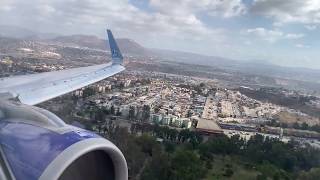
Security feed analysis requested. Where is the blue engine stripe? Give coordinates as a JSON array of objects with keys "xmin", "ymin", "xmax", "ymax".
[{"xmin": 0, "ymin": 120, "xmax": 99, "ymax": 180}]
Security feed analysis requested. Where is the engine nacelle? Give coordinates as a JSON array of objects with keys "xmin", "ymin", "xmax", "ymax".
[{"xmin": 0, "ymin": 101, "xmax": 128, "ymax": 180}]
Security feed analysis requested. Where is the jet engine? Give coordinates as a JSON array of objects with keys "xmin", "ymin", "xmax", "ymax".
[{"xmin": 0, "ymin": 101, "xmax": 128, "ymax": 180}]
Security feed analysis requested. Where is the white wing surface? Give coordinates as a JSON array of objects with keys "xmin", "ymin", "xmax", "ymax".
[{"xmin": 0, "ymin": 29, "xmax": 124, "ymax": 105}]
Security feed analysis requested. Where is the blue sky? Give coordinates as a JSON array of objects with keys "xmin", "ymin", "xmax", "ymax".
[{"xmin": 0, "ymin": 0, "xmax": 320, "ymax": 69}]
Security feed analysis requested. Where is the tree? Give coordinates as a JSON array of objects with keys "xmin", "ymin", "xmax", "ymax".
[
  {"xmin": 103, "ymin": 120, "xmax": 116, "ymax": 138},
  {"xmin": 110, "ymin": 105, "xmax": 115, "ymax": 115},
  {"xmin": 95, "ymin": 108, "xmax": 106, "ymax": 123},
  {"xmin": 97, "ymin": 124, "xmax": 102, "ymax": 133},
  {"xmin": 83, "ymin": 87, "xmax": 95, "ymax": 98},
  {"xmin": 310, "ymin": 124, "xmax": 320, "ymax": 133},
  {"xmin": 118, "ymin": 82, "xmax": 125, "ymax": 90},
  {"xmin": 110, "ymin": 128, "xmax": 148, "ymax": 178},
  {"xmin": 164, "ymin": 141, "xmax": 176, "ymax": 153},
  {"xmin": 142, "ymin": 105, "xmax": 151, "ymax": 122},
  {"xmin": 129, "ymin": 106, "xmax": 135, "ymax": 121},
  {"xmin": 141, "ymin": 153, "xmax": 171, "ymax": 180},
  {"xmin": 223, "ymin": 168, "xmax": 234, "ymax": 177},
  {"xmin": 154, "ymin": 106, "xmax": 160, "ymax": 113},
  {"xmin": 135, "ymin": 134, "xmax": 157, "ymax": 156},
  {"xmin": 187, "ymin": 109, "xmax": 192, "ymax": 118},
  {"xmin": 257, "ymin": 162, "xmax": 290, "ymax": 180},
  {"xmin": 102, "ymin": 107, "xmax": 110, "ymax": 115},
  {"xmin": 168, "ymin": 129, "xmax": 178, "ymax": 141},
  {"xmin": 116, "ymin": 108, "xmax": 121, "ymax": 116},
  {"xmin": 301, "ymin": 122, "xmax": 309, "ymax": 130},
  {"xmin": 298, "ymin": 168, "xmax": 320, "ymax": 180},
  {"xmin": 171, "ymin": 150, "xmax": 206, "ymax": 180},
  {"xmin": 293, "ymin": 122, "xmax": 300, "ymax": 129}
]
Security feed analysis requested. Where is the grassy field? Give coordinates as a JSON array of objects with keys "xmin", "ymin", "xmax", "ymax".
[{"xmin": 205, "ymin": 155, "xmax": 260, "ymax": 180}]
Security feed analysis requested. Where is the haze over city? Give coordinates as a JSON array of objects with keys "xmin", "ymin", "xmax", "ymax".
[{"xmin": 1, "ymin": 0, "xmax": 320, "ymax": 69}]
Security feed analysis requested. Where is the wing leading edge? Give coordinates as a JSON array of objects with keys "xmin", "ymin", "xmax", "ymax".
[{"xmin": 0, "ymin": 29, "xmax": 125, "ymax": 105}]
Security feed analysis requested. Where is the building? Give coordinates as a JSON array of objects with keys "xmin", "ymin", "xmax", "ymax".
[
  {"xmin": 169, "ymin": 115, "xmax": 178, "ymax": 125},
  {"xmin": 181, "ymin": 118, "xmax": 192, "ymax": 128},
  {"xmin": 243, "ymin": 106, "xmax": 258, "ymax": 118},
  {"xmin": 174, "ymin": 118, "xmax": 183, "ymax": 127},
  {"xmin": 196, "ymin": 119, "xmax": 223, "ymax": 135},
  {"xmin": 162, "ymin": 116, "xmax": 171, "ymax": 125},
  {"xmin": 220, "ymin": 100, "xmax": 233, "ymax": 117},
  {"xmin": 119, "ymin": 105, "xmax": 130, "ymax": 117},
  {"xmin": 124, "ymin": 80, "xmax": 131, "ymax": 87},
  {"xmin": 150, "ymin": 114, "xmax": 162, "ymax": 124},
  {"xmin": 74, "ymin": 90, "xmax": 83, "ymax": 97}
]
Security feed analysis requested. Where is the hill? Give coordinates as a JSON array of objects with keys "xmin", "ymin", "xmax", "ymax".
[
  {"xmin": 0, "ymin": 25, "xmax": 320, "ymax": 94},
  {"xmin": 0, "ymin": 25, "xmax": 58, "ymax": 39},
  {"xmin": 51, "ymin": 35, "xmax": 149, "ymax": 56}
]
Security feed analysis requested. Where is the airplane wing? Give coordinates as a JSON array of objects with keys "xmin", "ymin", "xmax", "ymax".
[{"xmin": 0, "ymin": 29, "xmax": 125, "ymax": 105}]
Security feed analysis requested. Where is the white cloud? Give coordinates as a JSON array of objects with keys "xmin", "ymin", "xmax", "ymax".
[
  {"xmin": 0, "ymin": 0, "xmax": 14, "ymax": 12},
  {"xmin": 244, "ymin": 40, "xmax": 252, "ymax": 45},
  {"xmin": 204, "ymin": 0, "xmax": 247, "ymax": 18},
  {"xmin": 1, "ymin": 0, "xmax": 319, "ymax": 69},
  {"xmin": 150, "ymin": 0, "xmax": 247, "ymax": 18},
  {"xmin": 0, "ymin": 0, "xmax": 232, "ymax": 57},
  {"xmin": 295, "ymin": 44, "xmax": 310, "ymax": 48},
  {"xmin": 0, "ymin": 0, "xmax": 222, "ymax": 41},
  {"xmin": 305, "ymin": 25, "xmax": 317, "ymax": 30},
  {"xmin": 285, "ymin": 33, "xmax": 305, "ymax": 39},
  {"xmin": 0, "ymin": 0, "xmax": 248, "ymax": 47},
  {"xmin": 251, "ymin": 0, "xmax": 320, "ymax": 25},
  {"xmin": 246, "ymin": 27, "xmax": 305, "ymax": 42},
  {"xmin": 246, "ymin": 28, "xmax": 283, "ymax": 42}
]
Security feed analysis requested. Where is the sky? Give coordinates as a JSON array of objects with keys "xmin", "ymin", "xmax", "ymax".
[{"xmin": 0, "ymin": 0, "xmax": 320, "ymax": 69}]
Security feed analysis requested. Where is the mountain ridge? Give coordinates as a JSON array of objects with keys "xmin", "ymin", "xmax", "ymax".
[{"xmin": 0, "ymin": 25, "xmax": 319, "ymax": 84}]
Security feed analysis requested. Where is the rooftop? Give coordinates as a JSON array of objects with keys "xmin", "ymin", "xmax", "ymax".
[{"xmin": 196, "ymin": 119, "xmax": 223, "ymax": 134}]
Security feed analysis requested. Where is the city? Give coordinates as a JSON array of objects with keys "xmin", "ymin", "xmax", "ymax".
[
  {"xmin": 0, "ymin": 44, "xmax": 320, "ymax": 178},
  {"xmin": 1, "ymin": 31, "xmax": 320, "ymax": 179},
  {"xmin": 1, "ymin": 0, "xmax": 320, "ymax": 179}
]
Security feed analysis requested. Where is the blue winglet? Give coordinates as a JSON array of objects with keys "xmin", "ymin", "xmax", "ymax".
[{"xmin": 107, "ymin": 29, "xmax": 123, "ymax": 65}]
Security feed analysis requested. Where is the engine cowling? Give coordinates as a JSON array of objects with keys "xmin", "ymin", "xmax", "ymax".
[{"xmin": 0, "ymin": 101, "xmax": 128, "ymax": 180}]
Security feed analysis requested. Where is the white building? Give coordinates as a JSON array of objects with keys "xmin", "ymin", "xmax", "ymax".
[
  {"xmin": 181, "ymin": 118, "xmax": 192, "ymax": 128},
  {"xmin": 150, "ymin": 114, "xmax": 162, "ymax": 124}
]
